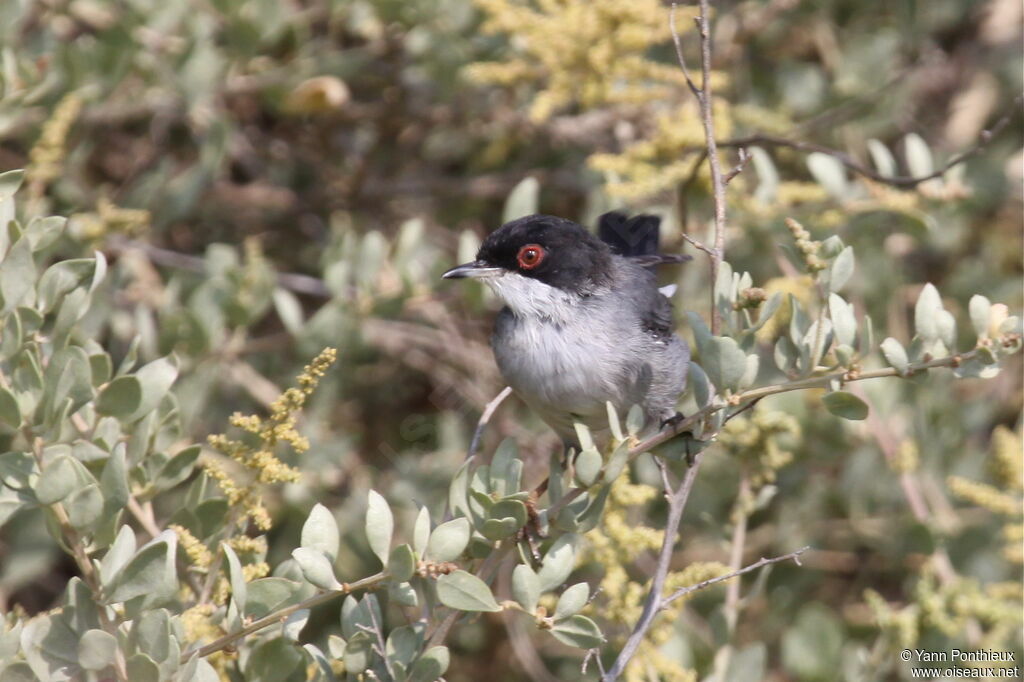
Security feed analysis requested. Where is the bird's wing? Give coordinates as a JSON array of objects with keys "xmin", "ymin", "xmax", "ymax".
[
  {"xmin": 624, "ymin": 253, "xmax": 692, "ymax": 268},
  {"xmin": 597, "ymin": 211, "xmax": 661, "ymax": 257}
]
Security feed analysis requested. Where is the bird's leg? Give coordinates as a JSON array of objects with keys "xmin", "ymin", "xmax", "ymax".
[
  {"xmin": 660, "ymin": 411, "xmax": 697, "ymax": 466},
  {"xmin": 660, "ymin": 410, "xmax": 687, "ymax": 432},
  {"xmin": 515, "ymin": 492, "xmax": 547, "ymax": 563}
]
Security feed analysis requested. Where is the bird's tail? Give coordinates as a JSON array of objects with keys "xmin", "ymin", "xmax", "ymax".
[{"xmin": 597, "ymin": 211, "xmax": 691, "ymax": 266}]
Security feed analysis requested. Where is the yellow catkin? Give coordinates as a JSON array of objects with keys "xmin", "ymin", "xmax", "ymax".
[
  {"xmin": 170, "ymin": 524, "xmax": 213, "ymax": 570},
  {"xmin": 204, "ymin": 348, "xmax": 337, "ymax": 531},
  {"xmin": 586, "ymin": 476, "xmax": 702, "ymax": 681},
  {"xmin": 27, "ymin": 93, "xmax": 82, "ymax": 187}
]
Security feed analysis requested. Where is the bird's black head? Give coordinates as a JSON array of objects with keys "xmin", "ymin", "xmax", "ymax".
[{"xmin": 443, "ymin": 214, "xmax": 613, "ymax": 294}]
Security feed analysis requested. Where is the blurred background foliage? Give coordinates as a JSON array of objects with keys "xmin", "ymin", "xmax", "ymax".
[{"xmin": 0, "ymin": 0, "xmax": 1021, "ymax": 679}]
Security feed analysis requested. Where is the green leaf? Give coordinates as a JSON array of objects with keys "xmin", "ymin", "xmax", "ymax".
[
  {"xmin": 781, "ymin": 603, "xmax": 844, "ymax": 681},
  {"xmin": 867, "ymin": 139, "xmax": 896, "ymax": 177},
  {"xmin": 385, "ymin": 625, "xmax": 422, "ymax": 675},
  {"xmin": 554, "ymin": 582, "xmax": 589, "ymax": 620},
  {"xmin": 125, "ymin": 654, "xmax": 159, "ymax": 681},
  {"xmin": 107, "ymin": 531, "xmax": 177, "ymax": 604},
  {"xmin": 100, "ymin": 525, "xmax": 137, "ymax": 587},
  {"xmin": 822, "ymin": 391, "xmax": 868, "ymax": 420},
  {"xmin": 64, "ymin": 484, "xmax": 103, "ymax": 531},
  {"xmin": 34, "ymin": 455, "xmax": 78, "ymax": 505},
  {"xmin": 750, "ymin": 146, "xmax": 779, "ymax": 203},
  {"xmin": 880, "ymin": 337, "xmax": 909, "ymax": 373},
  {"xmin": 688, "ymin": 361, "xmax": 711, "ymax": 408},
  {"xmin": 0, "ymin": 386, "xmax": 21, "ymax": 428},
  {"xmin": 76, "ymin": 629, "xmax": 117, "ymax": 671},
  {"xmin": 537, "ymin": 533, "xmax": 579, "ymax": 592},
  {"xmin": 511, "ymin": 564, "xmax": 540, "ymax": 613},
  {"xmin": 413, "ymin": 506, "xmax": 431, "ymax": 555},
  {"xmin": 550, "ymin": 615, "xmax": 604, "ymax": 649},
  {"xmin": 436, "ymin": 570, "xmax": 501, "ymax": 612},
  {"xmin": 490, "ymin": 499, "xmax": 527, "ymax": 527},
  {"xmin": 365, "ymin": 490, "xmax": 393, "ymax": 565},
  {"xmin": 828, "ymin": 293, "xmax": 857, "ymax": 347},
  {"xmin": 301, "ymin": 503, "xmax": 340, "ymax": 562},
  {"xmin": 25, "ymin": 216, "xmax": 66, "ymax": 252},
  {"xmin": 272, "ymin": 287, "xmax": 304, "ymax": 334},
  {"xmin": 99, "ymin": 445, "xmax": 129, "ymax": 514},
  {"xmin": 625, "ymin": 404, "xmax": 644, "ymax": 436},
  {"xmin": 425, "ymin": 517, "xmax": 470, "ymax": 562},
  {"xmin": 503, "ymin": 176, "xmax": 539, "ymax": 223},
  {"xmin": 0, "ymin": 237, "xmax": 36, "ymax": 314},
  {"xmin": 95, "ymin": 376, "xmax": 142, "ymax": 419},
  {"xmin": 388, "ymin": 544, "xmax": 416, "ymax": 582},
  {"xmin": 292, "ymin": 547, "xmax": 341, "ymax": 591},
  {"xmin": 223, "ymin": 543, "xmax": 247, "ymax": 611},
  {"xmin": 153, "ymin": 445, "xmax": 200, "ymax": 491},
  {"xmin": 914, "ymin": 283, "xmax": 943, "ymax": 342},
  {"xmin": 827, "ymin": 246, "xmax": 854, "ymax": 293},
  {"xmin": 343, "ymin": 632, "xmax": 372, "ymax": 674},
  {"xmin": 129, "ymin": 356, "xmax": 179, "ymax": 421},
  {"xmin": 574, "ymin": 448, "xmax": 602, "ymax": 487},
  {"xmin": 969, "ymin": 295, "xmax": 992, "ymax": 338},
  {"xmin": 699, "ymin": 335, "xmax": 748, "ymax": 393},
  {"xmin": 408, "ymin": 646, "xmax": 450, "ymax": 682},
  {"xmin": 246, "ymin": 578, "xmax": 303, "ymax": 619},
  {"xmin": 0, "ymin": 169, "xmax": 24, "ymax": 201},
  {"xmin": 904, "ymin": 133, "xmax": 933, "ymax": 177},
  {"xmin": 244, "ymin": 636, "xmax": 306, "ymax": 682},
  {"xmin": 0, "ymin": 662, "xmax": 37, "ymax": 682},
  {"xmin": 806, "ymin": 152, "xmax": 849, "ymax": 199}
]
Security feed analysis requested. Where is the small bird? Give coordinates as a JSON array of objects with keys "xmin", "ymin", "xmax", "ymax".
[{"xmin": 443, "ymin": 212, "xmax": 690, "ymax": 447}]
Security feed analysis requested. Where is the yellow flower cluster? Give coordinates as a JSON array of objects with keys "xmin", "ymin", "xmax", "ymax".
[
  {"xmin": 170, "ymin": 524, "xmax": 213, "ymax": 570},
  {"xmin": 70, "ymin": 196, "xmax": 151, "ymax": 242},
  {"xmin": 784, "ymin": 218, "xmax": 826, "ymax": 272},
  {"xmin": 27, "ymin": 93, "xmax": 82, "ymax": 188},
  {"xmin": 586, "ymin": 475, "xmax": 730, "ymax": 682},
  {"xmin": 468, "ymin": 0, "xmax": 754, "ymax": 200},
  {"xmin": 718, "ymin": 410, "xmax": 801, "ymax": 490},
  {"xmin": 467, "ymin": 0, "xmax": 691, "ymax": 122},
  {"xmin": 915, "ymin": 570, "xmax": 1022, "ymax": 650},
  {"xmin": 203, "ymin": 347, "xmax": 338, "ymax": 530},
  {"xmin": 948, "ymin": 424, "xmax": 1023, "ymax": 563},
  {"xmin": 589, "ymin": 102, "xmax": 730, "ymax": 200},
  {"xmin": 753, "ymin": 275, "xmax": 815, "ymax": 344},
  {"xmin": 890, "ymin": 439, "xmax": 920, "ymax": 474},
  {"xmin": 863, "ymin": 588, "xmax": 919, "ymax": 649}
]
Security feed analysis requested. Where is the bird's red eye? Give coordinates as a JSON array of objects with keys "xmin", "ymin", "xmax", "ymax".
[{"xmin": 517, "ymin": 244, "xmax": 545, "ymax": 270}]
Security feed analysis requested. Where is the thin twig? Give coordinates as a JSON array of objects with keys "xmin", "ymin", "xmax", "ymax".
[
  {"xmin": 181, "ymin": 572, "xmax": 387, "ymax": 663},
  {"xmin": 602, "ymin": 453, "xmax": 705, "ymax": 681},
  {"xmin": 718, "ymin": 92, "xmax": 1023, "ymax": 188},
  {"xmin": 723, "ymin": 148, "xmax": 751, "ymax": 185},
  {"xmin": 661, "ymin": 546, "xmax": 810, "ymax": 607},
  {"xmin": 670, "ymin": 0, "xmax": 727, "ymax": 334},
  {"xmin": 468, "ymin": 386, "xmax": 513, "ymax": 459}
]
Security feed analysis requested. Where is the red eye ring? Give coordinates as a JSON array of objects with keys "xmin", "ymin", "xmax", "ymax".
[{"xmin": 516, "ymin": 244, "xmax": 546, "ymax": 270}]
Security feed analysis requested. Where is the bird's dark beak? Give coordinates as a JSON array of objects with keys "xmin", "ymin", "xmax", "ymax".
[{"xmin": 441, "ymin": 261, "xmax": 502, "ymax": 280}]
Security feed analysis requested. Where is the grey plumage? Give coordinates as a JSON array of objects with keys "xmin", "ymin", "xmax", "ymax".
[{"xmin": 443, "ymin": 213, "xmax": 689, "ymax": 447}]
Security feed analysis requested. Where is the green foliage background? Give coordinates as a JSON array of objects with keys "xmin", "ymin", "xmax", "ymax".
[{"xmin": 0, "ymin": 0, "xmax": 1021, "ymax": 680}]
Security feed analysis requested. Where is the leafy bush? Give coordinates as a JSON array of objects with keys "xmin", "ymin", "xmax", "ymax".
[{"xmin": 0, "ymin": 0, "xmax": 1021, "ymax": 681}]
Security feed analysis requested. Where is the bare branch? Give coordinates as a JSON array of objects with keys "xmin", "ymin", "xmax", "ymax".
[
  {"xmin": 668, "ymin": 4, "xmax": 701, "ymax": 97},
  {"xmin": 670, "ymin": 0, "xmax": 728, "ymax": 334},
  {"xmin": 723, "ymin": 147, "xmax": 751, "ymax": 185},
  {"xmin": 719, "ymin": 92, "xmax": 1023, "ymax": 188},
  {"xmin": 182, "ymin": 572, "xmax": 387, "ymax": 663},
  {"xmin": 468, "ymin": 386, "xmax": 514, "ymax": 459},
  {"xmin": 602, "ymin": 453, "xmax": 705, "ymax": 681},
  {"xmin": 661, "ymin": 546, "xmax": 810, "ymax": 608}
]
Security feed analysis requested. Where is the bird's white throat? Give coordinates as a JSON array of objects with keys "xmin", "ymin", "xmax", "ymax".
[{"xmin": 484, "ymin": 271, "xmax": 584, "ymax": 321}]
